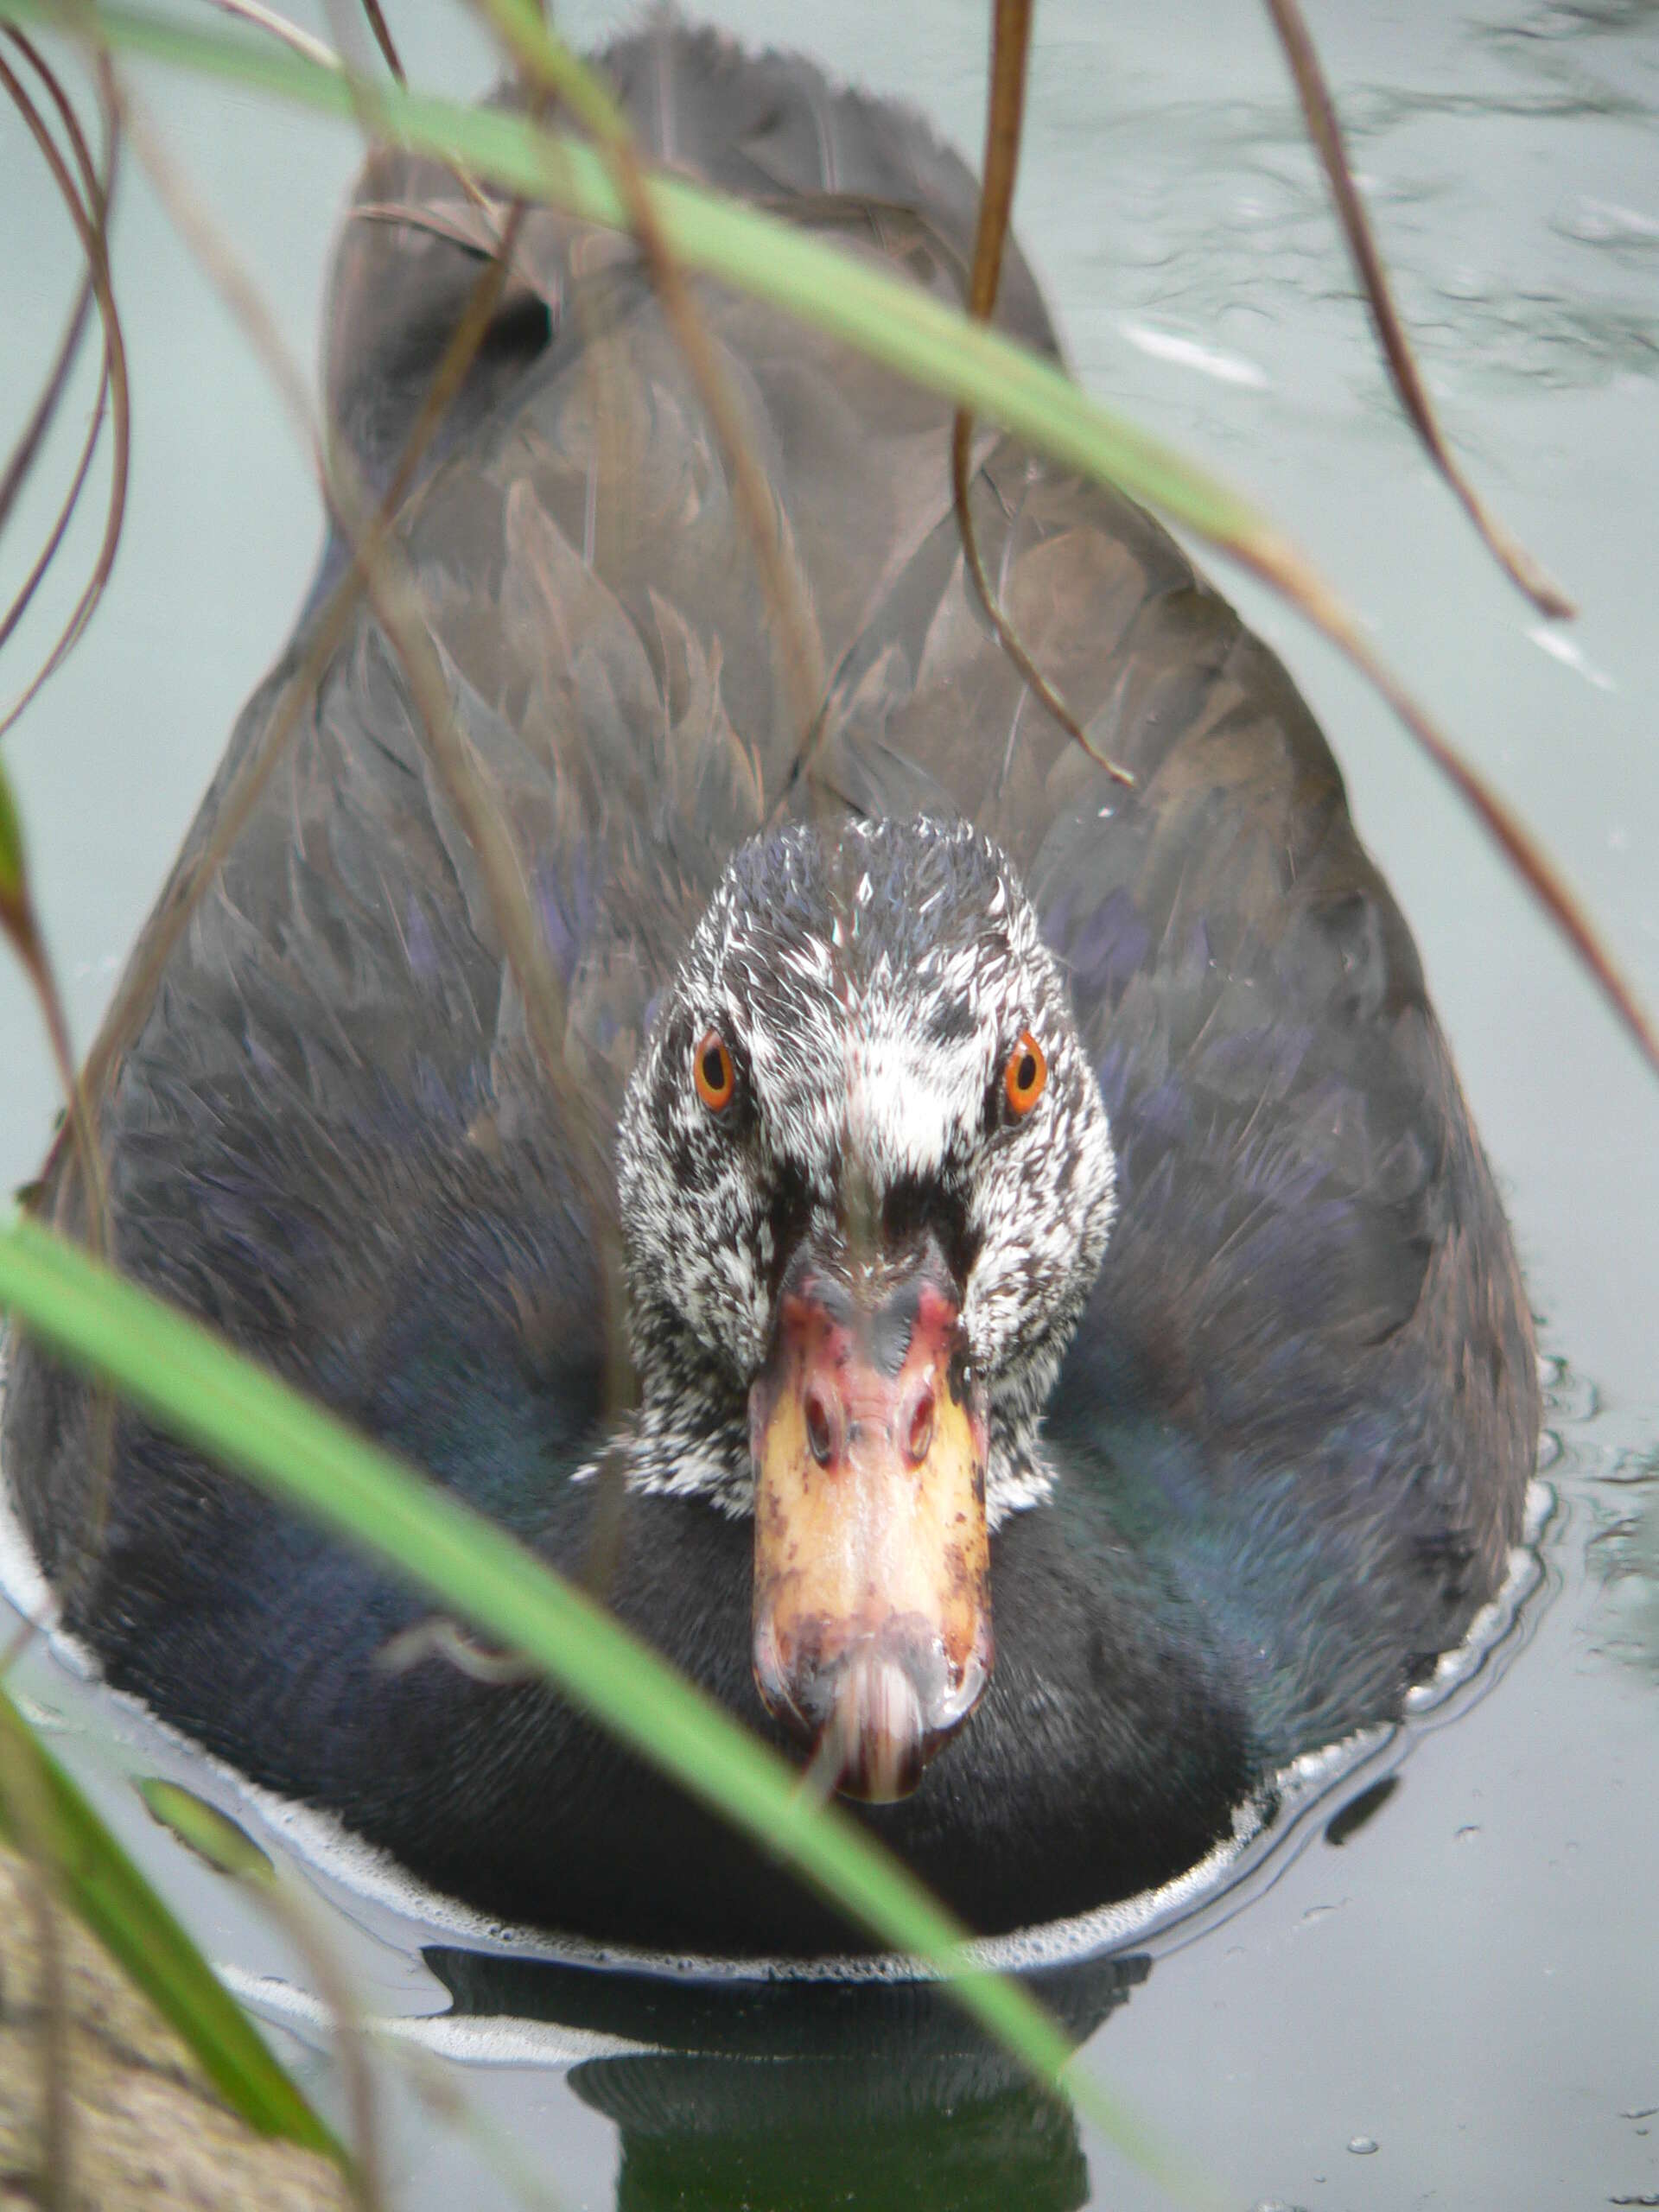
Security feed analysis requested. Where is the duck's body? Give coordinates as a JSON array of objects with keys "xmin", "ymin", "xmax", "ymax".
[{"xmin": 3, "ymin": 26, "xmax": 1535, "ymax": 1956}]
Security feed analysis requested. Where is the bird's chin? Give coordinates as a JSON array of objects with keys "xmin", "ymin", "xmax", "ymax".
[{"xmin": 746, "ymin": 1240, "xmax": 993, "ymax": 1802}]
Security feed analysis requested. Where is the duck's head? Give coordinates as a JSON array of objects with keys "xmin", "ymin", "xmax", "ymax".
[{"xmin": 617, "ymin": 816, "xmax": 1116, "ymax": 1801}]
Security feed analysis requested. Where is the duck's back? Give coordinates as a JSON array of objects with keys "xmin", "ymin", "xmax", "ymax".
[{"xmin": 2, "ymin": 23, "xmax": 1536, "ymax": 1948}]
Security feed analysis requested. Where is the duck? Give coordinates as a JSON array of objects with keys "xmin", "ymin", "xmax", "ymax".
[{"xmin": 1, "ymin": 21, "xmax": 1538, "ymax": 1960}]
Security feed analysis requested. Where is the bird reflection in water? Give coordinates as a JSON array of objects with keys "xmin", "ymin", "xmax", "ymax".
[{"xmin": 423, "ymin": 1947, "xmax": 1147, "ymax": 2212}]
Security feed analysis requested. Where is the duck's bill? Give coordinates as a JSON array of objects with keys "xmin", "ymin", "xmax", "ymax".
[{"xmin": 747, "ymin": 1255, "xmax": 993, "ymax": 1802}]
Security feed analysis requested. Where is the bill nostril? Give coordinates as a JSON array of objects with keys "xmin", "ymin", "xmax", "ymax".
[
  {"xmin": 900, "ymin": 1382, "xmax": 936, "ymax": 1467},
  {"xmin": 804, "ymin": 1381, "xmax": 840, "ymax": 1468}
]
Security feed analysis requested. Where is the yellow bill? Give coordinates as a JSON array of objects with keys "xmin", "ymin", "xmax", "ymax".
[{"xmin": 749, "ymin": 1259, "xmax": 992, "ymax": 1802}]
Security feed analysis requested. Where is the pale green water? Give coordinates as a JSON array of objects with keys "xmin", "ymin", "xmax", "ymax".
[{"xmin": 2, "ymin": 3, "xmax": 1657, "ymax": 2206}]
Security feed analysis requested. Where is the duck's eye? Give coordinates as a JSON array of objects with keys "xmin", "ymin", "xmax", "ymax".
[
  {"xmin": 693, "ymin": 1028, "xmax": 737, "ymax": 1112},
  {"xmin": 1004, "ymin": 1030, "xmax": 1047, "ymax": 1117}
]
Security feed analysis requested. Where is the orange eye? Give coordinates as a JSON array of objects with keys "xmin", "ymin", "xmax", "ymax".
[
  {"xmin": 1004, "ymin": 1030, "xmax": 1046, "ymax": 1117},
  {"xmin": 693, "ymin": 1028, "xmax": 736, "ymax": 1112}
]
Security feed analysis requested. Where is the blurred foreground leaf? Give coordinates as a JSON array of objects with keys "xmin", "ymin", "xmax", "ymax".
[
  {"xmin": 0, "ymin": 1213, "xmax": 1192, "ymax": 2198},
  {"xmin": 10, "ymin": 0, "xmax": 1262, "ymax": 544},
  {"xmin": 139, "ymin": 1777, "xmax": 276, "ymax": 1887},
  {"xmin": 10, "ymin": 0, "xmax": 1654, "ymax": 1080},
  {"xmin": 0, "ymin": 1681, "xmax": 339, "ymax": 2155}
]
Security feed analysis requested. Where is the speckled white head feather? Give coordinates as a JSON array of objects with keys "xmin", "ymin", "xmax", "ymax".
[{"xmin": 615, "ymin": 815, "xmax": 1116, "ymax": 1522}]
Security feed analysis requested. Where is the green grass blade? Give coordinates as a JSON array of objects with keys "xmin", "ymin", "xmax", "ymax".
[
  {"xmin": 0, "ymin": 759, "xmax": 26, "ymax": 912},
  {"xmin": 22, "ymin": 2, "xmax": 1659, "ymax": 1090},
  {"xmin": 0, "ymin": 1679, "xmax": 340, "ymax": 2155},
  {"xmin": 139, "ymin": 1777, "xmax": 278, "ymax": 1887},
  {"xmin": 0, "ymin": 1215, "xmax": 1192, "ymax": 2196},
  {"xmin": 7, "ymin": 0, "xmax": 1261, "ymax": 550}
]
